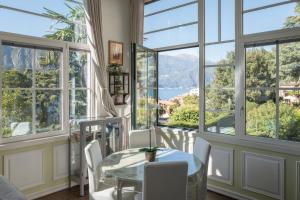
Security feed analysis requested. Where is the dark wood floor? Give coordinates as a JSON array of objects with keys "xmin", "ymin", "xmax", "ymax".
[{"xmin": 37, "ymin": 186, "xmax": 235, "ymax": 200}]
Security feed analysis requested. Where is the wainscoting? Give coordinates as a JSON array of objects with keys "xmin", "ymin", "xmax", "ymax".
[
  {"xmin": 241, "ymin": 152, "xmax": 284, "ymax": 200},
  {"xmin": 208, "ymin": 147, "xmax": 233, "ymax": 185},
  {"xmin": 4, "ymin": 149, "xmax": 46, "ymax": 191}
]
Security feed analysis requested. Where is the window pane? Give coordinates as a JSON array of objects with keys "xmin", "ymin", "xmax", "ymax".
[
  {"xmin": 205, "ymin": 42, "xmax": 235, "ymax": 65},
  {"xmin": 145, "ymin": 0, "xmax": 196, "ymax": 15},
  {"xmin": 144, "ymin": 24, "xmax": 198, "ymax": 49},
  {"xmin": 205, "ymin": 67, "xmax": 234, "ymax": 88},
  {"xmin": 205, "ymin": 89, "xmax": 235, "ymax": 111},
  {"xmin": 205, "ymin": 0, "xmax": 218, "ymax": 43},
  {"xmin": 243, "ymin": 3, "xmax": 299, "ymax": 34},
  {"xmin": 279, "ymin": 90, "xmax": 300, "ymax": 142},
  {"xmin": 2, "ymin": 89, "xmax": 32, "ymax": 138},
  {"xmin": 221, "ymin": 0, "xmax": 235, "ymax": 41},
  {"xmin": 69, "ymin": 50, "xmax": 89, "ymax": 88},
  {"xmin": 36, "ymin": 90, "xmax": 61, "ymax": 133},
  {"xmin": 36, "ymin": 49, "xmax": 61, "ymax": 88},
  {"xmin": 243, "ymin": 0, "xmax": 289, "ymax": 10},
  {"xmin": 279, "ymin": 41, "xmax": 300, "ymax": 88},
  {"xmin": 145, "ymin": 3, "xmax": 197, "ymax": 33},
  {"xmin": 205, "ymin": 111, "xmax": 235, "ymax": 135},
  {"xmin": 2, "ymin": 45, "xmax": 33, "ymax": 88},
  {"xmin": 246, "ymin": 90, "xmax": 276, "ymax": 138},
  {"xmin": 158, "ymin": 48, "xmax": 199, "ymax": 128},
  {"xmin": 246, "ymin": 45, "xmax": 276, "ymax": 89},
  {"xmin": 69, "ymin": 89, "xmax": 88, "ymax": 120},
  {"xmin": 0, "ymin": 8, "xmax": 86, "ymax": 43}
]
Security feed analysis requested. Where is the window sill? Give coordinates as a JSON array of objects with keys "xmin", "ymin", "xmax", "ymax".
[
  {"xmin": 156, "ymin": 126, "xmax": 300, "ymax": 156},
  {"xmin": 0, "ymin": 133, "xmax": 68, "ymax": 151}
]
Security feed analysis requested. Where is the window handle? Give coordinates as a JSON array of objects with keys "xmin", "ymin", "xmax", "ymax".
[{"xmin": 240, "ymin": 106, "xmax": 244, "ymax": 117}]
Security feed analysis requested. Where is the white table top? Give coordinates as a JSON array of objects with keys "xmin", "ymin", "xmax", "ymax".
[{"xmin": 100, "ymin": 148, "xmax": 203, "ymax": 182}]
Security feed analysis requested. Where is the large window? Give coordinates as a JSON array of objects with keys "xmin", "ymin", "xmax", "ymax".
[
  {"xmin": 144, "ymin": 0, "xmax": 300, "ymax": 145},
  {"xmin": 144, "ymin": 0, "xmax": 199, "ymax": 129},
  {"xmin": 246, "ymin": 41, "xmax": 300, "ymax": 142},
  {"xmin": 0, "ymin": 1, "xmax": 91, "ymax": 142},
  {"xmin": 1, "ymin": 43, "xmax": 62, "ymax": 137}
]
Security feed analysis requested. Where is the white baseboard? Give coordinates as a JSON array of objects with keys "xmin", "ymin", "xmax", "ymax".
[
  {"xmin": 208, "ymin": 184, "xmax": 257, "ymax": 200},
  {"xmin": 26, "ymin": 182, "xmax": 78, "ymax": 200}
]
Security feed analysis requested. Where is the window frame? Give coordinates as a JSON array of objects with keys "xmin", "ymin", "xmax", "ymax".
[
  {"xmin": 144, "ymin": 0, "xmax": 300, "ymax": 154},
  {"xmin": 0, "ymin": 31, "xmax": 91, "ymax": 144},
  {"xmin": 144, "ymin": 0, "xmax": 199, "ymax": 50}
]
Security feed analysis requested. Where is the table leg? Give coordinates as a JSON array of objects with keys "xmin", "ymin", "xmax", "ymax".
[{"xmin": 117, "ymin": 180, "xmax": 122, "ymax": 200}]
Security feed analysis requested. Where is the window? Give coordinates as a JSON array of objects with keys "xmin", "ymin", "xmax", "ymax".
[
  {"xmin": 204, "ymin": 0, "xmax": 235, "ymax": 135},
  {"xmin": 144, "ymin": 0, "xmax": 198, "ymax": 49},
  {"xmin": 1, "ymin": 43, "xmax": 62, "ymax": 138},
  {"xmin": 69, "ymin": 49, "xmax": 92, "ymax": 121},
  {"xmin": 0, "ymin": 0, "xmax": 86, "ymax": 43},
  {"xmin": 243, "ymin": 1, "xmax": 300, "ymax": 35},
  {"xmin": 158, "ymin": 47, "xmax": 199, "ymax": 129},
  {"xmin": 246, "ymin": 41, "xmax": 300, "ymax": 142}
]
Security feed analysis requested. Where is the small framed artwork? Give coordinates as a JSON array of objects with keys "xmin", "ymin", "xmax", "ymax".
[{"xmin": 109, "ymin": 40, "xmax": 123, "ymax": 65}]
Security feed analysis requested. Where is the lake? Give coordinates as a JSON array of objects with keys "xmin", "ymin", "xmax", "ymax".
[{"xmin": 159, "ymin": 88, "xmax": 196, "ymax": 100}]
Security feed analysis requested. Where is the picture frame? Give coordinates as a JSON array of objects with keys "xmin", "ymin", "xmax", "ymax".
[{"xmin": 109, "ymin": 40, "xmax": 123, "ymax": 65}]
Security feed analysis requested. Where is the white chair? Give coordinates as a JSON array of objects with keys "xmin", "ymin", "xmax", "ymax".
[
  {"xmin": 85, "ymin": 140, "xmax": 134, "ymax": 200},
  {"xmin": 193, "ymin": 137, "xmax": 211, "ymax": 200},
  {"xmin": 135, "ymin": 161, "xmax": 188, "ymax": 200},
  {"xmin": 129, "ymin": 128, "xmax": 156, "ymax": 148}
]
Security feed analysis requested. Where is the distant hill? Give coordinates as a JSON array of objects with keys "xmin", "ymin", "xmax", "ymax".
[{"xmin": 158, "ymin": 53, "xmax": 213, "ymax": 88}]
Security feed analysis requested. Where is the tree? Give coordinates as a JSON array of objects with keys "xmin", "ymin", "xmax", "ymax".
[{"xmin": 284, "ymin": 2, "xmax": 300, "ymax": 28}]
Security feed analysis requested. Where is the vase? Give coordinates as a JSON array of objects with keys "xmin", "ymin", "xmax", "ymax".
[{"xmin": 145, "ymin": 151, "xmax": 156, "ymax": 162}]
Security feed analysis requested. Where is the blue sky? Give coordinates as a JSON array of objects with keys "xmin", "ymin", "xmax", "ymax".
[{"xmin": 0, "ymin": 0, "xmax": 81, "ymax": 37}]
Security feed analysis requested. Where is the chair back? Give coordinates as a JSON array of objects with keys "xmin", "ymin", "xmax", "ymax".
[
  {"xmin": 193, "ymin": 137, "xmax": 211, "ymax": 200},
  {"xmin": 193, "ymin": 137, "xmax": 211, "ymax": 169},
  {"xmin": 143, "ymin": 161, "xmax": 188, "ymax": 200},
  {"xmin": 129, "ymin": 128, "xmax": 156, "ymax": 148},
  {"xmin": 85, "ymin": 140, "xmax": 103, "ymax": 193}
]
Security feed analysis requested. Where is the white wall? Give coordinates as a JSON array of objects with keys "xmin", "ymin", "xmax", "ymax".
[
  {"xmin": 101, "ymin": 0, "xmax": 131, "ymax": 117},
  {"xmin": 101, "ymin": 0, "xmax": 131, "ymax": 144}
]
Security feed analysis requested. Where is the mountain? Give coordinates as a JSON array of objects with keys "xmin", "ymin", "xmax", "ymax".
[{"xmin": 158, "ymin": 54, "xmax": 199, "ymax": 88}]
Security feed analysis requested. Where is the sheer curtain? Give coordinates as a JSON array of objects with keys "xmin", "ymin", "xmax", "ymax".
[
  {"xmin": 84, "ymin": 0, "xmax": 117, "ymax": 117},
  {"xmin": 130, "ymin": 0, "xmax": 144, "ymax": 45}
]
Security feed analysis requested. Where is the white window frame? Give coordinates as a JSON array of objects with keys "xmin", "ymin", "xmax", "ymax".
[
  {"xmin": 199, "ymin": 0, "xmax": 300, "ymax": 156},
  {"xmin": 0, "ymin": 32, "xmax": 91, "ymax": 144},
  {"xmin": 144, "ymin": 0, "xmax": 199, "ymax": 51}
]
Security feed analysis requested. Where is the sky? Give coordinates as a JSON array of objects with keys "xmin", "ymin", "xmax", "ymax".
[
  {"xmin": 0, "ymin": 0, "xmax": 297, "ymax": 61},
  {"xmin": 144, "ymin": 0, "xmax": 298, "ymax": 61}
]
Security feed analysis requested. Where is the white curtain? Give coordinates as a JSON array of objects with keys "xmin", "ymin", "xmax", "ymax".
[
  {"xmin": 84, "ymin": 0, "xmax": 117, "ymax": 117},
  {"xmin": 130, "ymin": 0, "xmax": 144, "ymax": 45}
]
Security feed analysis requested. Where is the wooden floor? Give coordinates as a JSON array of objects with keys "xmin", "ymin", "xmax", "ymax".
[{"xmin": 37, "ymin": 186, "xmax": 235, "ymax": 200}]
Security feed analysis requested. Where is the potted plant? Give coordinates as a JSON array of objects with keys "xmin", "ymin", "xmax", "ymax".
[
  {"xmin": 139, "ymin": 147, "xmax": 159, "ymax": 162},
  {"xmin": 107, "ymin": 64, "xmax": 123, "ymax": 74}
]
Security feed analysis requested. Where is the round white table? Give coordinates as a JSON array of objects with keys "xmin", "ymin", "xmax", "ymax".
[{"xmin": 100, "ymin": 148, "xmax": 204, "ymax": 182}]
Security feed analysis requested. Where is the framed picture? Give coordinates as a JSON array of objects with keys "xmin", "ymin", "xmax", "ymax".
[{"xmin": 109, "ymin": 40, "xmax": 123, "ymax": 65}]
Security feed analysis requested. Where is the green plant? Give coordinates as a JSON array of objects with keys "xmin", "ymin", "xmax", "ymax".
[
  {"xmin": 139, "ymin": 147, "xmax": 160, "ymax": 152},
  {"xmin": 107, "ymin": 64, "xmax": 123, "ymax": 74}
]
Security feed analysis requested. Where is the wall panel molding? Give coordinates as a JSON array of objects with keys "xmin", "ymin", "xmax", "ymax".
[
  {"xmin": 208, "ymin": 146, "xmax": 234, "ymax": 185},
  {"xmin": 241, "ymin": 152, "xmax": 284, "ymax": 200},
  {"xmin": 53, "ymin": 144, "xmax": 69, "ymax": 180},
  {"xmin": 4, "ymin": 149, "xmax": 46, "ymax": 190}
]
